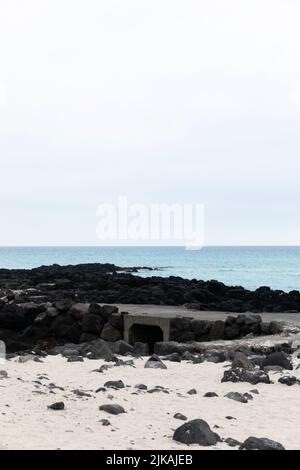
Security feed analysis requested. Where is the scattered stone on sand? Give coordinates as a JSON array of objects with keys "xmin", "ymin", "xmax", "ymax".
[
  {"xmin": 249, "ymin": 389, "xmax": 259, "ymax": 394},
  {"xmin": 278, "ymin": 376, "xmax": 298, "ymax": 386},
  {"xmin": 134, "ymin": 384, "xmax": 147, "ymax": 390},
  {"xmin": 239, "ymin": 436, "xmax": 285, "ymax": 450},
  {"xmin": 147, "ymin": 388, "xmax": 162, "ymax": 394},
  {"xmin": 174, "ymin": 413, "xmax": 187, "ymax": 421},
  {"xmin": 100, "ymin": 419, "xmax": 111, "ymax": 426},
  {"xmin": 67, "ymin": 356, "xmax": 84, "ymax": 362},
  {"xmin": 47, "ymin": 383, "xmax": 65, "ymax": 391},
  {"xmin": 243, "ymin": 392, "xmax": 253, "ymax": 400},
  {"xmin": 99, "ymin": 404, "xmax": 126, "ymax": 415},
  {"xmin": 114, "ymin": 359, "xmax": 135, "ymax": 368},
  {"xmin": 144, "ymin": 355, "xmax": 167, "ymax": 370},
  {"xmin": 0, "ymin": 370, "xmax": 8, "ymax": 379},
  {"xmin": 222, "ymin": 368, "xmax": 271, "ymax": 385},
  {"xmin": 173, "ymin": 419, "xmax": 221, "ymax": 446},
  {"xmin": 204, "ymin": 392, "xmax": 218, "ymax": 398},
  {"xmin": 225, "ymin": 416, "xmax": 237, "ymax": 420},
  {"xmin": 225, "ymin": 392, "xmax": 249, "ymax": 403},
  {"xmin": 94, "ymin": 364, "xmax": 113, "ymax": 373},
  {"xmin": 72, "ymin": 389, "xmax": 92, "ymax": 398},
  {"xmin": 187, "ymin": 389, "xmax": 197, "ymax": 395},
  {"xmin": 18, "ymin": 355, "xmax": 39, "ymax": 363},
  {"xmin": 48, "ymin": 402, "xmax": 65, "ymax": 410},
  {"xmin": 225, "ymin": 437, "xmax": 242, "ymax": 448},
  {"xmin": 104, "ymin": 380, "xmax": 125, "ymax": 390}
]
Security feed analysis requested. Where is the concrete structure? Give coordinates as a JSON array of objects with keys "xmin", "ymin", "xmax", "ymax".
[
  {"xmin": 124, "ymin": 313, "xmax": 172, "ymax": 344},
  {"xmin": 117, "ymin": 304, "xmax": 300, "ymax": 352},
  {"xmin": 123, "ymin": 309, "xmax": 196, "ymax": 352}
]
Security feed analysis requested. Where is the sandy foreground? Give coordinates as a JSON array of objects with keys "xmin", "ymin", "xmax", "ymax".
[{"xmin": 0, "ymin": 355, "xmax": 299, "ymax": 450}]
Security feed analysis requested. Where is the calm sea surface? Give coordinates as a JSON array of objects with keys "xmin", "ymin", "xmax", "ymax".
[{"xmin": 0, "ymin": 246, "xmax": 299, "ymax": 292}]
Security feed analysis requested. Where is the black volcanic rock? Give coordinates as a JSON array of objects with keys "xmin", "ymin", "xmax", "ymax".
[
  {"xmin": 0, "ymin": 263, "xmax": 298, "ymax": 312},
  {"xmin": 0, "ymin": 262, "xmax": 292, "ymax": 354},
  {"xmin": 240, "ymin": 436, "xmax": 285, "ymax": 450},
  {"xmin": 48, "ymin": 402, "xmax": 65, "ymax": 410},
  {"xmin": 173, "ymin": 419, "xmax": 221, "ymax": 446},
  {"xmin": 0, "ymin": 304, "xmax": 28, "ymax": 330},
  {"xmin": 144, "ymin": 354, "xmax": 167, "ymax": 369},
  {"xmin": 82, "ymin": 314, "xmax": 105, "ymax": 335},
  {"xmin": 278, "ymin": 375, "xmax": 298, "ymax": 386},
  {"xmin": 222, "ymin": 368, "xmax": 271, "ymax": 385},
  {"xmin": 232, "ymin": 352, "xmax": 255, "ymax": 371},
  {"xmin": 225, "ymin": 392, "xmax": 249, "ymax": 403},
  {"xmin": 261, "ymin": 352, "xmax": 293, "ymax": 371},
  {"xmin": 104, "ymin": 380, "xmax": 125, "ymax": 389},
  {"xmin": 174, "ymin": 413, "xmax": 187, "ymax": 421},
  {"xmin": 99, "ymin": 404, "xmax": 125, "ymax": 415}
]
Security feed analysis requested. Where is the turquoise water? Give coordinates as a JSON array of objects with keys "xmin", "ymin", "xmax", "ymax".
[{"xmin": 0, "ymin": 246, "xmax": 300, "ymax": 292}]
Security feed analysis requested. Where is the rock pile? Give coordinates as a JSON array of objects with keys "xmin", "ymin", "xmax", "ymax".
[
  {"xmin": 0, "ymin": 263, "xmax": 299, "ymax": 312},
  {"xmin": 0, "ymin": 263, "xmax": 293, "ymax": 353}
]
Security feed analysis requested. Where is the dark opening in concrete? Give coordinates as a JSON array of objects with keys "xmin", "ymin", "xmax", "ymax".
[{"xmin": 129, "ymin": 324, "xmax": 164, "ymax": 353}]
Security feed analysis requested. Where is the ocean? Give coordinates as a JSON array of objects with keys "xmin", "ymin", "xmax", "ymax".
[{"xmin": 0, "ymin": 246, "xmax": 300, "ymax": 292}]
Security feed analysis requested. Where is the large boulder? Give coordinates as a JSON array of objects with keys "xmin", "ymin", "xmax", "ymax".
[
  {"xmin": 88, "ymin": 304, "xmax": 117, "ymax": 322},
  {"xmin": 173, "ymin": 419, "xmax": 221, "ymax": 446},
  {"xmin": 170, "ymin": 317, "xmax": 193, "ymax": 342},
  {"xmin": 84, "ymin": 339, "xmax": 116, "ymax": 361},
  {"xmin": 82, "ymin": 314, "xmax": 105, "ymax": 335},
  {"xmin": 191, "ymin": 320, "xmax": 211, "ymax": 340},
  {"xmin": 108, "ymin": 312, "xmax": 124, "ymax": 331},
  {"xmin": 65, "ymin": 322, "xmax": 82, "ymax": 343},
  {"xmin": 55, "ymin": 299, "xmax": 74, "ymax": 313},
  {"xmin": 50, "ymin": 315, "xmax": 76, "ymax": 338},
  {"xmin": 232, "ymin": 352, "xmax": 255, "ymax": 371},
  {"xmin": 109, "ymin": 340, "xmax": 134, "ymax": 356},
  {"xmin": 225, "ymin": 323, "xmax": 240, "ymax": 340},
  {"xmin": 101, "ymin": 323, "xmax": 122, "ymax": 342},
  {"xmin": 79, "ymin": 332, "xmax": 98, "ymax": 343},
  {"xmin": 0, "ymin": 304, "xmax": 27, "ymax": 330},
  {"xmin": 69, "ymin": 303, "xmax": 90, "ymax": 321},
  {"xmin": 236, "ymin": 314, "xmax": 262, "ymax": 336},
  {"xmin": 133, "ymin": 342, "xmax": 149, "ymax": 356},
  {"xmin": 209, "ymin": 321, "xmax": 225, "ymax": 340}
]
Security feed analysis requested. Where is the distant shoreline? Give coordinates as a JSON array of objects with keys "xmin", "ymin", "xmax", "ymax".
[
  {"xmin": 0, "ymin": 262, "xmax": 299, "ymax": 307},
  {"xmin": 1, "ymin": 246, "xmax": 300, "ymax": 291}
]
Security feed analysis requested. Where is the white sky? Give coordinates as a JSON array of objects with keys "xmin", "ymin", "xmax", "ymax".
[{"xmin": 0, "ymin": 0, "xmax": 300, "ymax": 246}]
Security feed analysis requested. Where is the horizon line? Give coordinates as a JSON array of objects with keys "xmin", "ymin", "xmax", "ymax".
[{"xmin": 0, "ymin": 245, "xmax": 300, "ymax": 249}]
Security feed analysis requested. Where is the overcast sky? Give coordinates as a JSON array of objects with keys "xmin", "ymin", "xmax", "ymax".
[{"xmin": 0, "ymin": 0, "xmax": 300, "ymax": 246}]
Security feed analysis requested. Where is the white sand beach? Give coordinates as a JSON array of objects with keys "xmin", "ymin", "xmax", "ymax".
[{"xmin": 0, "ymin": 355, "xmax": 299, "ymax": 450}]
